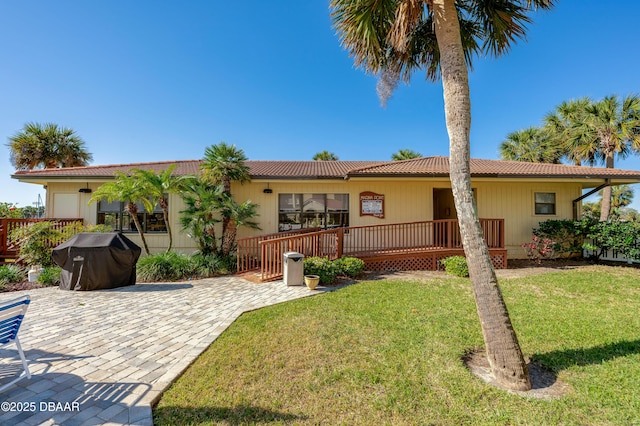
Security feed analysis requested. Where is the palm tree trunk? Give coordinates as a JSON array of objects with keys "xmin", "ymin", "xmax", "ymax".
[
  {"xmin": 127, "ymin": 203, "xmax": 150, "ymax": 255},
  {"xmin": 433, "ymin": 0, "xmax": 531, "ymax": 391},
  {"xmin": 600, "ymin": 153, "xmax": 614, "ymax": 221},
  {"xmin": 162, "ymin": 208, "xmax": 173, "ymax": 252}
]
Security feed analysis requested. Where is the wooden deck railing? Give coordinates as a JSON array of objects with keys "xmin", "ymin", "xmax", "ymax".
[
  {"xmin": 0, "ymin": 218, "xmax": 84, "ymax": 261},
  {"xmin": 236, "ymin": 227, "xmax": 321, "ymax": 273},
  {"xmin": 237, "ymin": 219, "xmax": 504, "ymax": 281}
]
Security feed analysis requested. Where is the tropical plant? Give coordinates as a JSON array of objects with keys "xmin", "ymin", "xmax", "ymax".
[
  {"xmin": 10, "ymin": 221, "xmax": 62, "ymax": 267},
  {"xmin": 0, "ymin": 264, "xmax": 24, "ymax": 285},
  {"xmin": 179, "ymin": 178, "xmax": 223, "ymax": 256},
  {"xmin": 499, "ymin": 127, "xmax": 563, "ymax": 163},
  {"xmin": 89, "ymin": 172, "xmax": 151, "ymax": 255},
  {"xmin": 391, "ymin": 149, "xmax": 422, "ymax": 161},
  {"xmin": 131, "ymin": 166, "xmax": 185, "ymax": 252},
  {"xmin": 546, "ymin": 95, "xmax": 640, "ymax": 220},
  {"xmin": 312, "ymin": 150, "xmax": 339, "ymax": 161},
  {"xmin": 543, "ymin": 98, "xmax": 592, "ymax": 165},
  {"xmin": 136, "ymin": 251, "xmax": 196, "ymax": 282},
  {"xmin": 7, "ymin": 122, "xmax": 92, "ymax": 170},
  {"xmin": 200, "ymin": 143, "xmax": 255, "ymax": 256},
  {"xmin": 331, "ymin": 0, "xmax": 554, "ymax": 391},
  {"xmin": 582, "ymin": 185, "xmax": 634, "ymax": 221},
  {"xmin": 37, "ymin": 266, "xmax": 62, "ymax": 286}
]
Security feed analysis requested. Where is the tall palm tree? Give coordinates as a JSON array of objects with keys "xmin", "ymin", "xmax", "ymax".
[
  {"xmin": 543, "ymin": 98, "xmax": 593, "ymax": 166},
  {"xmin": 7, "ymin": 122, "xmax": 93, "ymax": 170},
  {"xmin": 499, "ymin": 127, "xmax": 563, "ymax": 163},
  {"xmin": 312, "ymin": 150, "xmax": 339, "ymax": 161},
  {"xmin": 573, "ymin": 95, "xmax": 640, "ymax": 221},
  {"xmin": 89, "ymin": 172, "xmax": 151, "ymax": 255},
  {"xmin": 331, "ymin": 0, "xmax": 554, "ymax": 391},
  {"xmin": 201, "ymin": 142, "xmax": 250, "ymax": 193},
  {"xmin": 132, "ymin": 165, "xmax": 185, "ymax": 252},
  {"xmin": 391, "ymin": 148, "xmax": 422, "ymax": 161}
]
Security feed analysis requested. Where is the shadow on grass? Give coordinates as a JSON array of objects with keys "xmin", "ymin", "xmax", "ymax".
[
  {"xmin": 153, "ymin": 404, "xmax": 306, "ymax": 425},
  {"xmin": 532, "ymin": 339, "xmax": 640, "ymax": 373}
]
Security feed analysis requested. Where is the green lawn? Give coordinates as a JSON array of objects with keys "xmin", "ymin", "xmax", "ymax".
[{"xmin": 154, "ymin": 266, "xmax": 640, "ymax": 425}]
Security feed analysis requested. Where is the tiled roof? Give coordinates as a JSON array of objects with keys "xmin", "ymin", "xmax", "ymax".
[
  {"xmin": 346, "ymin": 156, "xmax": 640, "ymax": 179},
  {"xmin": 11, "ymin": 156, "xmax": 640, "ymax": 180}
]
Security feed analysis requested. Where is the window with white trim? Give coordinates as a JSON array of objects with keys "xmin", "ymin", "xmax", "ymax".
[{"xmin": 534, "ymin": 192, "xmax": 556, "ymax": 215}]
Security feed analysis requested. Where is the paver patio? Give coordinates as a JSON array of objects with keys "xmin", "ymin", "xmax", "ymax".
[{"xmin": 0, "ymin": 276, "xmax": 325, "ymax": 425}]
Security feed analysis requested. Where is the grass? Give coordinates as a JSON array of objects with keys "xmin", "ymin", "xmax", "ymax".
[{"xmin": 153, "ymin": 265, "xmax": 640, "ymax": 425}]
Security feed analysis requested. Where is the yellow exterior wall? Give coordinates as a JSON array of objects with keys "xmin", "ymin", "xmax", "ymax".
[{"xmin": 43, "ymin": 178, "xmax": 583, "ymax": 259}]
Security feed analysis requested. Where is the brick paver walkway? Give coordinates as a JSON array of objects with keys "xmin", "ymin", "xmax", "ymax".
[{"xmin": 0, "ymin": 277, "xmax": 324, "ymax": 425}]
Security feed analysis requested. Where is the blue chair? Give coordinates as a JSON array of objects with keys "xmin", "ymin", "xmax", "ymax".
[{"xmin": 0, "ymin": 295, "xmax": 31, "ymax": 392}]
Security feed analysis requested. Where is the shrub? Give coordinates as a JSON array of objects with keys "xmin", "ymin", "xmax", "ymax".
[
  {"xmin": 440, "ymin": 256, "xmax": 469, "ymax": 277},
  {"xmin": 0, "ymin": 264, "xmax": 24, "ymax": 285},
  {"xmin": 584, "ymin": 221, "xmax": 640, "ymax": 261},
  {"xmin": 136, "ymin": 251, "xmax": 196, "ymax": 282},
  {"xmin": 522, "ymin": 235, "xmax": 556, "ymax": 264},
  {"xmin": 37, "ymin": 266, "xmax": 62, "ymax": 286},
  {"xmin": 334, "ymin": 257, "xmax": 365, "ymax": 278},
  {"xmin": 191, "ymin": 253, "xmax": 229, "ymax": 277},
  {"xmin": 532, "ymin": 219, "xmax": 593, "ymax": 257},
  {"xmin": 10, "ymin": 221, "xmax": 62, "ymax": 267},
  {"xmin": 303, "ymin": 257, "xmax": 339, "ymax": 284}
]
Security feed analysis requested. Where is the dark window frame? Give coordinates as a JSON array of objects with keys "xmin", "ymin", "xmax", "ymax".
[{"xmin": 96, "ymin": 197, "xmax": 168, "ymax": 233}]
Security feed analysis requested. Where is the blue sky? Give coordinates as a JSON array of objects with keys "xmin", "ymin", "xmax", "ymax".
[{"xmin": 2, "ymin": 1, "xmax": 639, "ymax": 209}]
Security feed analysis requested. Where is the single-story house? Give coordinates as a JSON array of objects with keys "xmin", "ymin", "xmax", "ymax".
[{"xmin": 12, "ymin": 156, "xmax": 640, "ymax": 260}]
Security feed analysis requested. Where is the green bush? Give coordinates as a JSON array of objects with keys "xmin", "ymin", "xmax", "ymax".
[
  {"xmin": 303, "ymin": 257, "xmax": 339, "ymax": 284},
  {"xmin": 136, "ymin": 251, "xmax": 196, "ymax": 282},
  {"xmin": 334, "ymin": 257, "xmax": 365, "ymax": 278},
  {"xmin": 584, "ymin": 221, "xmax": 640, "ymax": 261},
  {"xmin": 191, "ymin": 253, "xmax": 232, "ymax": 277},
  {"xmin": 0, "ymin": 264, "xmax": 24, "ymax": 285},
  {"xmin": 440, "ymin": 256, "xmax": 469, "ymax": 277},
  {"xmin": 532, "ymin": 219, "xmax": 593, "ymax": 257},
  {"xmin": 10, "ymin": 221, "xmax": 62, "ymax": 267},
  {"xmin": 37, "ymin": 266, "xmax": 62, "ymax": 286}
]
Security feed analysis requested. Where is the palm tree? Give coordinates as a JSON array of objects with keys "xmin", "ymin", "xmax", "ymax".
[
  {"xmin": 131, "ymin": 165, "xmax": 185, "ymax": 252},
  {"xmin": 201, "ymin": 142, "xmax": 250, "ymax": 193},
  {"xmin": 180, "ymin": 178, "xmax": 224, "ymax": 256},
  {"xmin": 331, "ymin": 0, "xmax": 554, "ymax": 391},
  {"xmin": 200, "ymin": 142, "xmax": 253, "ymax": 257},
  {"xmin": 312, "ymin": 150, "xmax": 339, "ymax": 161},
  {"xmin": 572, "ymin": 95, "xmax": 640, "ymax": 221},
  {"xmin": 499, "ymin": 127, "xmax": 563, "ymax": 163},
  {"xmin": 89, "ymin": 172, "xmax": 151, "ymax": 255},
  {"xmin": 543, "ymin": 98, "xmax": 593, "ymax": 166},
  {"xmin": 7, "ymin": 122, "xmax": 93, "ymax": 170},
  {"xmin": 391, "ymin": 149, "xmax": 422, "ymax": 161}
]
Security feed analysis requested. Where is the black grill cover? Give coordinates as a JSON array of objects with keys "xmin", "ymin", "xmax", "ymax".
[{"xmin": 52, "ymin": 232, "xmax": 142, "ymax": 291}]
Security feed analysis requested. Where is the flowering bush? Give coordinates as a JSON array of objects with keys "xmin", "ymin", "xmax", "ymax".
[{"xmin": 522, "ymin": 235, "xmax": 556, "ymax": 264}]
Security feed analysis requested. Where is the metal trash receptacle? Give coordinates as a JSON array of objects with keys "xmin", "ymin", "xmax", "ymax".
[{"xmin": 283, "ymin": 251, "xmax": 304, "ymax": 286}]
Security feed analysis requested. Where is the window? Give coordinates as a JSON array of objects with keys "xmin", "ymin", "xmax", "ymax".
[
  {"xmin": 97, "ymin": 198, "xmax": 167, "ymax": 233},
  {"xmin": 278, "ymin": 194, "xmax": 349, "ymax": 231},
  {"xmin": 534, "ymin": 192, "xmax": 556, "ymax": 215}
]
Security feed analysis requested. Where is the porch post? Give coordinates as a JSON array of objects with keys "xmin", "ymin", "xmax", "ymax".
[{"xmin": 336, "ymin": 227, "xmax": 344, "ymax": 258}]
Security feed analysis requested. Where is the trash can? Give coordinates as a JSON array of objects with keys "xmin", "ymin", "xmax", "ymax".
[{"xmin": 283, "ymin": 251, "xmax": 304, "ymax": 286}]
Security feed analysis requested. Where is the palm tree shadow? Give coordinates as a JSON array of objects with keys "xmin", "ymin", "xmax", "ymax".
[
  {"xmin": 153, "ymin": 404, "xmax": 307, "ymax": 425},
  {"xmin": 532, "ymin": 339, "xmax": 640, "ymax": 373}
]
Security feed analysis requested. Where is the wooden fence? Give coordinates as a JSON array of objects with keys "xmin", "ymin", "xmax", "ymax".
[
  {"xmin": 237, "ymin": 219, "xmax": 505, "ymax": 281},
  {"xmin": 0, "ymin": 218, "xmax": 83, "ymax": 262}
]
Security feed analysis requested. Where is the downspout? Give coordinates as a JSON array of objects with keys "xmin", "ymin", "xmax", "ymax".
[{"xmin": 572, "ymin": 179, "xmax": 611, "ymax": 220}]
